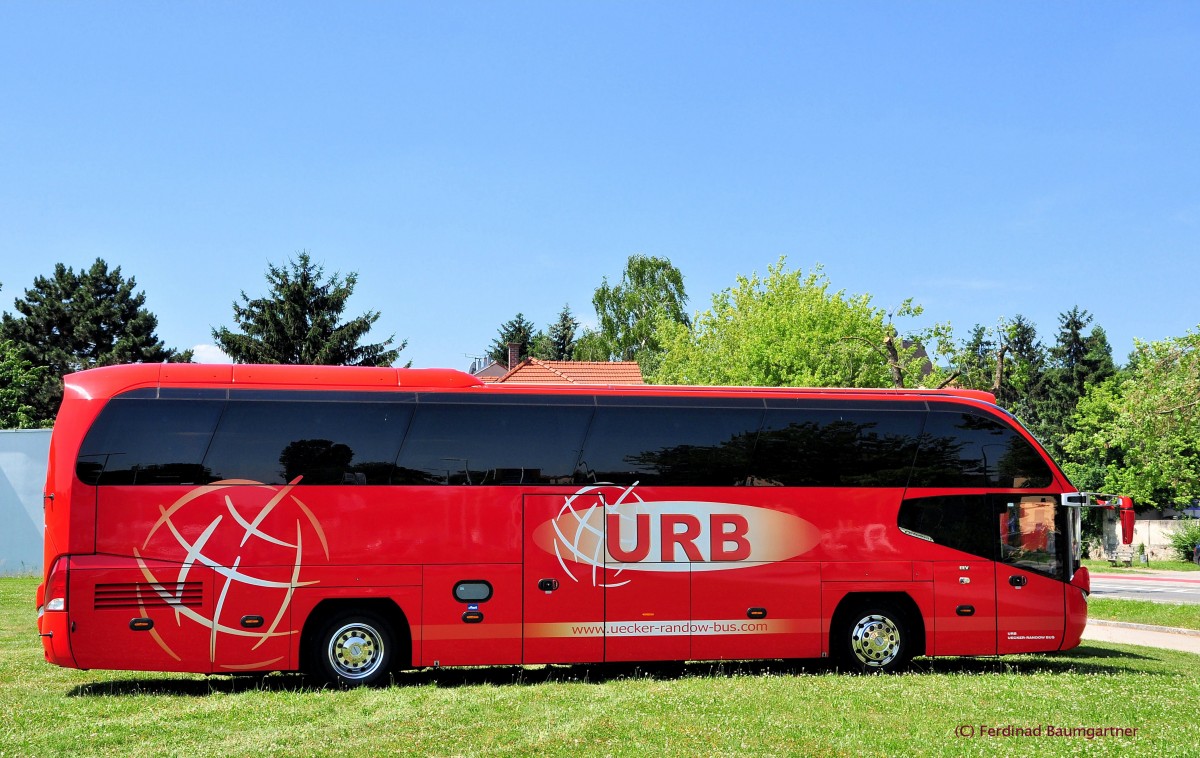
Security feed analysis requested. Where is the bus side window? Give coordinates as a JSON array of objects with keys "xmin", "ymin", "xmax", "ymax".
[
  {"xmin": 578, "ymin": 402, "xmax": 763, "ymax": 487},
  {"xmin": 897, "ymin": 495, "xmax": 996, "ymax": 560},
  {"xmin": 394, "ymin": 399, "xmax": 593, "ymax": 485},
  {"xmin": 910, "ymin": 411, "xmax": 1053, "ymax": 489},
  {"xmin": 202, "ymin": 399, "xmax": 414, "ymax": 485},
  {"xmin": 754, "ymin": 406, "xmax": 922, "ymax": 487}
]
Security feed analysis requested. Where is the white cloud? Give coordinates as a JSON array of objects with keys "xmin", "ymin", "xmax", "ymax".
[{"xmin": 191, "ymin": 344, "xmax": 233, "ymax": 364}]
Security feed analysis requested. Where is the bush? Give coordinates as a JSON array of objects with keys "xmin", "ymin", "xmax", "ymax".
[{"xmin": 1167, "ymin": 518, "xmax": 1200, "ymax": 562}]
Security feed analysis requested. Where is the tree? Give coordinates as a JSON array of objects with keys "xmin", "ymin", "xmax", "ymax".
[
  {"xmin": 952, "ymin": 316, "xmax": 1049, "ymax": 430},
  {"xmin": 649, "ymin": 259, "xmax": 952, "ymax": 388},
  {"xmin": 0, "ymin": 340, "xmax": 47, "ymax": 428},
  {"xmin": 1037, "ymin": 307, "xmax": 1116, "ymax": 456},
  {"xmin": 0, "ymin": 260, "xmax": 189, "ymax": 422},
  {"xmin": 488, "ymin": 312, "xmax": 538, "ymax": 366},
  {"xmin": 995, "ymin": 315, "xmax": 1047, "ymax": 425},
  {"xmin": 212, "ymin": 252, "xmax": 404, "ymax": 366},
  {"xmin": 528, "ymin": 304, "xmax": 579, "ymax": 361},
  {"xmin": 1061, "ymin": 329, "xmax": 1200, "ymax": 508},
  {"xmin": 951, "ymin": 324, "xmax": 999, "ymax": 392},
  {"xmin": 575, "ymin": 254, "xmax": 689, "ymax": 365}
]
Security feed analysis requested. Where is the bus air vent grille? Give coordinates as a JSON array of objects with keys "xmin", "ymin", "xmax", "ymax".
[{"xmin": 93, "ymin": 582, "xmax": 203, "ymax": 610}]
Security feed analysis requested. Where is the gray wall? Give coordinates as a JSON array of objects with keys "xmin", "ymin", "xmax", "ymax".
[{"xmin": 0, "ymin": 429, "xmax": 50, "ymax": 576}]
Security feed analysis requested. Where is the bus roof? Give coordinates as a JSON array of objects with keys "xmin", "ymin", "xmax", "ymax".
[{"xmin": 64, "ymin": 363, "xmax": 998, "ymax": 407}]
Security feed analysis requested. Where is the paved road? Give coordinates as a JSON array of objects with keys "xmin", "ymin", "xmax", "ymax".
[{"xmin": 1089, "ymin": 571, "xmax": 1200, "ymax": 605}]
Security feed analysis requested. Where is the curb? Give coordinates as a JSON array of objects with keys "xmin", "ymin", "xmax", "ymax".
[{"xmin": 1087, "ymin": 618, "xmax": 1200, "ymax": 638}]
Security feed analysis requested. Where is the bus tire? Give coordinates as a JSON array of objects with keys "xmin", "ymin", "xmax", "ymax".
[
  {"xmin": 310, "ymin": 611, "xmax": 396, "ymax": 687},
  {"xmin": 837, "ymin": 605, "xmax": 912, "ymax": 674}
]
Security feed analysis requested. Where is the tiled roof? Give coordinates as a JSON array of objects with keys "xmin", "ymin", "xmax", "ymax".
[{"xmin": 493, "ymin": 359, "xmax": 644, "ymax": 385}]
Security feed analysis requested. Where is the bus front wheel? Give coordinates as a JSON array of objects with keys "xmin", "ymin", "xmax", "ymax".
[
  {"xmin": 838, "ymin": 605, "xmax": 912, "ymax": 674},
  {"xmin": 310, "ymin": 611, "xmax": 395, "ymax": 687}
]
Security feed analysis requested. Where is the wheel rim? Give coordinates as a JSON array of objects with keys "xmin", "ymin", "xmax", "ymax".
[
  {"xmin": 849, "ymin": 613, "xmax": 901, "ymax": 668},
  {"xmin": 327, "ymin": 622, "xmax": 385, "ymax": 680}
]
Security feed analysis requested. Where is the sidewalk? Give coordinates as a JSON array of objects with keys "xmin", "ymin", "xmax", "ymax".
[{"xmin": 1082, "ymin": 618, "xmax": 1200, "ymax": 654}]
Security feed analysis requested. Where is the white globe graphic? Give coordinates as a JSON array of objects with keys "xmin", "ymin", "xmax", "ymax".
[
  {"xmin": 135, "ymin": 479, "xmax": 328, "ymax": 668},
  {"xmin": 550, "ymin": 484, "xmax": 646, "ymax": 588}
]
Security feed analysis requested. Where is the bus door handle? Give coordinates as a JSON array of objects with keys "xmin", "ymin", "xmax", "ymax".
[
  {"xmin": 1009, "ymin": 575, "xmax": 1027, "ymax": 588},
  {"xmin": 538, "ymin": 578, "xmax": 560, "ymax": 593}
]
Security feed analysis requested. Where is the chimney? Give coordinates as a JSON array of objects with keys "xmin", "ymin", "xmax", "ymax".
[{"xmin": 507, "ymin": 342, "xmax": 521, "ymax": 370}]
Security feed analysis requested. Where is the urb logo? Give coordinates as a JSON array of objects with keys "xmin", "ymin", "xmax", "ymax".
[{"xmin": 534, "ymin": 484, "xmax": 820, "ymax": 587}]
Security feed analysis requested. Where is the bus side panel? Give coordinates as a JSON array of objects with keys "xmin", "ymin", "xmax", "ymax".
[
  {"xmin": 691, "ymin": 562, "xmax": 821, "ymax": 660},
  {"xmin": 68, "ymin": 556, "xmax": 215, "ymax": 673},
  {"xmin": 604, "ymin": 565, "xmax": 691, "ymax": 662},
  {"xmin": 420, "ymin": 564, "xmax": 521, "ymax": 667},
  {"xmin": 95, "ymin": 486, "xmax": 525, "ymax": 571},
  {"xmin": 931, "ymin": 561, "xmax": 997, "ymax": 656}
]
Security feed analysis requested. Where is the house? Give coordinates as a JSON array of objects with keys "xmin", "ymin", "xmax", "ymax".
[
  {"xmin": 486, "ymin": 357, "xmax": 644, "ymax": 385},
  {"xmin": 470, "ymin": 342, "xmax": 644, "ymax": 385},
  {"xmin": 469, "ymin": 360, "xmax": 509, "ymax": 383}
]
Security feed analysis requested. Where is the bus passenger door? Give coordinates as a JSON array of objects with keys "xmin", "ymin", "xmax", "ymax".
[
  {"xmin": 995, "ymin": 496, "xmax": 1067, "ymax": 653},
  {"xmin": 523, "ymin": 494, "xmax": 605, "ymax": 664},
  {"xmin": 996, "ymin": 568, "xmax": 1066, "ymax": 654}
]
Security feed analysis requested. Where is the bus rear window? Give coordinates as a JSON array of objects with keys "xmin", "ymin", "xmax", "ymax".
[{"xmin": 77, "ymin": 398, "xmax": 223, "ymax": 485}]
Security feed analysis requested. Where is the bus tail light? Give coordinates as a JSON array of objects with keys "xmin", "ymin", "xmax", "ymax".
[{"xmin": 43, "ymin": 558, "xmax": 68, "ymax": 614}]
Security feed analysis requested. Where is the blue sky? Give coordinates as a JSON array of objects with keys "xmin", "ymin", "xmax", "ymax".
[{"xmin": 2, "ymin": 2, "xmax": 1197, "ymax": 370}]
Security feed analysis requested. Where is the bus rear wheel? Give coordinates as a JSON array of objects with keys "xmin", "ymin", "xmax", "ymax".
[
  {"xmin": 310, "ymin": 611, "xmax": 395, "ymax": 687},
  {"xmin": 838, "ymin": 605, "xmax": 911, "ymax": 674}
]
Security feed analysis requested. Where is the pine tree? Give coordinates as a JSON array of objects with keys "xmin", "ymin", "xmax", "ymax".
[
  {"xmin": 995, "ymin": 315, "xmax": 1048, "ymax": 429},
  {"xmin": 953, "ymin": 324, "xmax": 998, "ymax": 391},
  {"xmin": 488, "ymin": 313, "xmax": 538, "ymax": 366},
  {"xmin": 212, "ymin": 252, "xmax": 404, "ymax": 366},
  {"xmin": 545, "ymin": 304, "xmax": 579, "ymax": 361},
  {"xmin": 1039, "ymin": 307, "xmax": 1116, "ymax": 456},
  {"xmin": 0, "ymin": 260, "xmax": 189, "ymax": 422}
]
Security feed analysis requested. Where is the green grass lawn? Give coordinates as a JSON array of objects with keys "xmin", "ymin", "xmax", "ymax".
[
  {"xmin": 1088, "ymin": 598, "xmax": 1200, "ymax": 632},
  {"xmin": 3, "ymin": 577, "xmax": 1198, "ymax": 757},
  {"xmin": 1084, "ymin": 558, "xmax": 1200, "ymax": 573}
]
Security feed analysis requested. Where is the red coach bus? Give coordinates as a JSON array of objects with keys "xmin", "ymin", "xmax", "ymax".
[{"xmin": 37, "ymin": 363, "xmax": 1095, "ymax": 685}]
